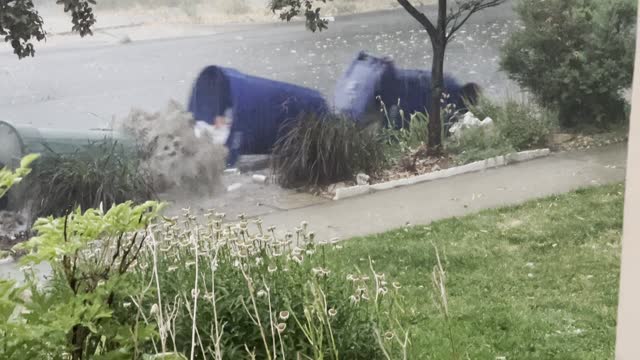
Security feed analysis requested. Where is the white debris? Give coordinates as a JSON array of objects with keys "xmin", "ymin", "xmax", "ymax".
[
  {"xmin": 252, "ymin": 174, "xmax": 267, "ymax": 184},
  {"xmin": 227, "ymin": 183, "xmax": 243, "ymax": 192},
  {"xmin": 449, "ymin": 112, "xmax": 494, "ymax": 138},
  {"xmin": 356, "ymin": 173, "xmax": 370, "ymax": 186}
]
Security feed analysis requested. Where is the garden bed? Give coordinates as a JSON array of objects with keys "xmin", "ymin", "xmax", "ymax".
[{"xmin": 325, "ymin": 148, "xmax": 551, "ymax": 200}]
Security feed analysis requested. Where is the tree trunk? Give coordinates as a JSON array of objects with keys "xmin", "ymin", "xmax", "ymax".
[
  {"xmin": 426, "ymin": 0, "xmax": 448, "ymax": 156},
  {"xmin": 429, "ymin": 40, "xmax": 445, "ymax": 155}
]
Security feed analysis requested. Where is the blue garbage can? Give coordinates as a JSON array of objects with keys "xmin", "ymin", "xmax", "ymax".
[
  {"xmin": 333, "ymin": 51, "xmax": 397, "ymax": 125},
  {"xmin": 188, "ymin": 66, "xmax": 329, "ymax": 167},
  {"xmin": 334, "ymin": 52, "xmax": 480, "ymax": 130}
]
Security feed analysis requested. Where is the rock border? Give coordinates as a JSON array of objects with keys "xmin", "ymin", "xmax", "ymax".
[{"xmin": 333, "ymin": 149, "xmax": 551, "ymax": 201}]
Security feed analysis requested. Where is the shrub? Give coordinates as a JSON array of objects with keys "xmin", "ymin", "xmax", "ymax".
[
  {"xmin": 496, "ymin": 99, "xmax": 556, "ymax": 151},
  {"xmin": 501, "ymin": 0, "xmax": 637, "ymax": 128},
  {"xmin": 271, "ymin": 113, "xmax": 387, "ymax": 188},
  {"xmin": 467, "ymin": 96, "xmax": 557, "ymax": 151},
  {"xmin": 25, "ymin": 140, "xmax": 155, "ymax": 218},
  {"xmin": 131, "ymin": 213, "xmax": 409, "ymax": 359},
  {"xmin": 446, "ymin": 125, "xmax": 515, "ymax": 164},
  {"xmin": 448, "ymin": 96, "xmax": 554, "ymax": 163}
]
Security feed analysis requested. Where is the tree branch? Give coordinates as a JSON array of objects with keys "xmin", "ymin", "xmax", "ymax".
[
  {"xmin": 397, "ymin": 0, "xmax": 438, "ymax": 39},
  {"xmin": 446, "ymin": 0, "xmax": 506, "ymax": 41}
]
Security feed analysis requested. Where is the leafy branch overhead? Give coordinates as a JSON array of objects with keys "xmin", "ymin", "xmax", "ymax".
[
  {"xmin": 269, "ymin": 0, "xmax": 331, "ymax": 32},
  {"xmin": 0, "ymin": 0, "xmax": 97, "ymax": 58}
]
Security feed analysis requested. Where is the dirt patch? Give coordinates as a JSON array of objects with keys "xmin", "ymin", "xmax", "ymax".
[
  {"xmin": 116, "ymin": 101, "xmax": 228, "ymax": 196},
  {"xmin": 551, "ymin": 131, "xmax": 628, "ymax": 152},
  {"xmin": 376, "ymin": 150, "xmax": 454, "ymax": 184}
]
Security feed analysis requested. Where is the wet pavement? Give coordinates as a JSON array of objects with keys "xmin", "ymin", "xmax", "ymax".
[{"xmin": 0, "ymin": 2, "xmax": 518, "ymax": 131}]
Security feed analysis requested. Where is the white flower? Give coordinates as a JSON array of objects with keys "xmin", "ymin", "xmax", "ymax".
[
  {"xmin": 279, "ymin": 311, "xmax": 290, "ymax": 321},
  {"xmin": 257, "ymin": 290, "xmax": 267, "ymax": 298},
  {"xmin": 123, "ymin": 302, "xmax": 131, "ymax": 308},
  {"xmin": 167, "ymin": 266, "xmax": 178, "ymax": 272},
  {"xmin": 378, "ymin": 287, "xmax": 388, "ymax": 296},
  {"xmin": 312, "ymin": 267, "xmax": 330, "ymax": 277},
  {"xmin": 276, "ymin": 323, "xmax": 287, "ymax": 333},
  {"xmin": 150, "ymin": 303, "xmax": 159, "ymax": 316},
  {"xmin": 255, "ymin": 257, "xmax": 263, "ymax": 266},
  {"xmin": 268, "ymin": 265, "xmax": 278, "ymax": 273},
  {"xmin": 392, "ymin": 282, "xmax": 402, "ymax": 290},
  {"xmin": 349, "ymin": 295, "xmax": 360, "ymax": 304},
  {"xmin": 291, "ymin": 254, "xmax": 304, "ymax": 265},
  {"xmin": 384, "ymin": 331, "xmax": 395, "ymax": 341},
  {"xmin": 327, "ymin": 308, "xmax": 337, "ymax": 317}
]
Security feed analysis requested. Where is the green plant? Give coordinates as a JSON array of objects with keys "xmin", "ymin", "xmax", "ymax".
[
  {"xmin": 466, "ymin": 96, "xmax": 557, "ymax": 151},
  {"xmin": 496, "ymin": 100, "xmax": 556, "ymax": 151},
  {"xmin": 1, "ymin": 200, "xmax": 164, "ymax": 360},
  {"xmin": 0, "ymin": 153, "xmax": 39, "ymax": 200},
  {"xmin": 501, "ymin": 0, "xmax": 637, "ymax": 128},
  {"xmin": 271, "ymin": 113, "xmax": 387, "ymax": 188},
  {"xmin": 26, "ymin": 140, "xmax": 155, "ymax": 218}
]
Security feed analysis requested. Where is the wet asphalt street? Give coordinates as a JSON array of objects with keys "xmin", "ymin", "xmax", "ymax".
[{"xmin": 0, "ymin": 1, "xmax": 518, "ymax": 130}]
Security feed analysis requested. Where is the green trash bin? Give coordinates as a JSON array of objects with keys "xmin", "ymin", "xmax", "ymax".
[
  {"xmin": 0, "ymin": 120, "xmax": 134, "ymax": 169},
  {"xmin": 0, "ymin": 120, "xmax": 134, "ymax": 210}
]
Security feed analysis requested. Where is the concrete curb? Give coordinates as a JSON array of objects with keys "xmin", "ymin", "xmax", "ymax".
[{"xmin": 333, "ymin": 149, "xmax": 551, "ymax": 201}]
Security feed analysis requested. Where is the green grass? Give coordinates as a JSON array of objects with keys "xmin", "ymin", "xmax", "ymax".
[{"xmin": 328, "ymin": 184, "xmax": 624, "ymax": 359}]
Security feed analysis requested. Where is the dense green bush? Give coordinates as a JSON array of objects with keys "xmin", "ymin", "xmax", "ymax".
[
  {"xmin": 501, "ymin": 0, "xmax": 637, "ymax": 127},
  {"xmin": 271, "ymin": 113, "xmax": 387, "ymax": 188}
]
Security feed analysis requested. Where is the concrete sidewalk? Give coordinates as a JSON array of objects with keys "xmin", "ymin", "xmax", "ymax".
[
  {"xmin": 0, "ymin": 143, "xmax": 628, "ymax": 281},
  {"xmin": 259, "ymin": 143, "xmax": 628, "ymax": 241}
]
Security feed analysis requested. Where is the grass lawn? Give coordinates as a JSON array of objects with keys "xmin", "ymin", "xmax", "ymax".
[{"xmin": 329, "ymin": 184, "xmax": 624, "ymax": 359}]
